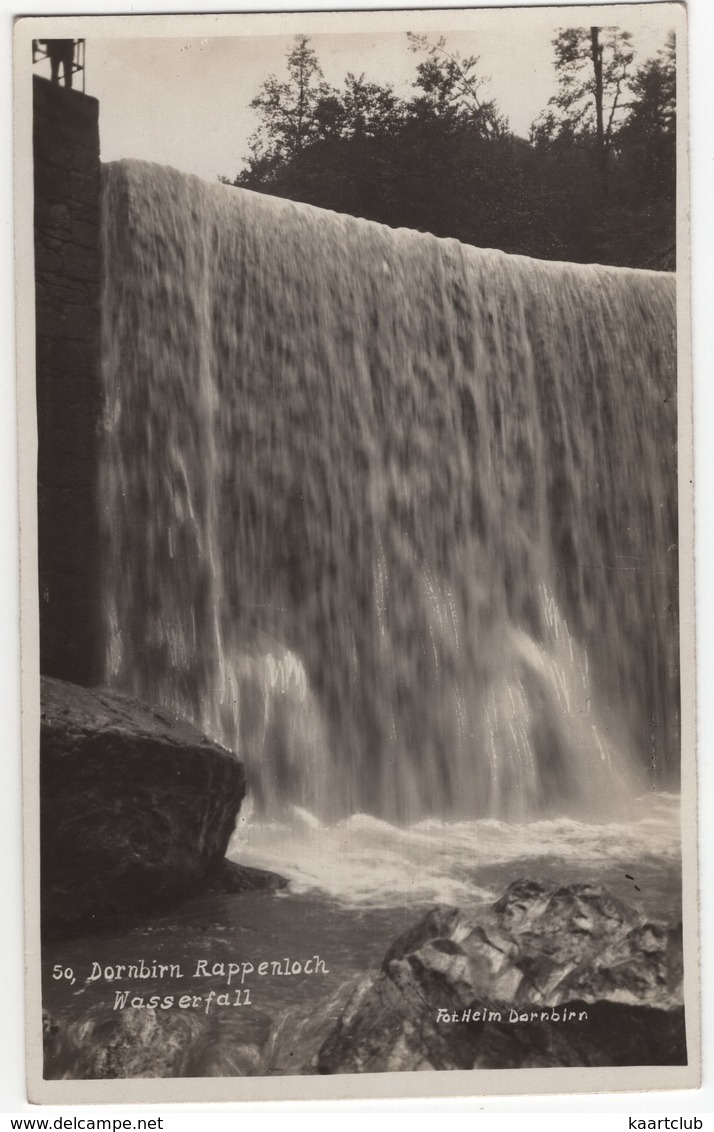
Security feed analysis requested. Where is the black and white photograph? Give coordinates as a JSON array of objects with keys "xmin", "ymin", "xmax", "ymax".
[{"xmin": 13, "ymin": 3, "xmax": 698, "ymax": 1105}]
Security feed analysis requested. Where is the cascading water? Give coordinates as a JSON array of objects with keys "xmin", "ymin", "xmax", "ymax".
[{"xmin": 99, "ymin": 159, "xmax": 678, "ymax": 825}]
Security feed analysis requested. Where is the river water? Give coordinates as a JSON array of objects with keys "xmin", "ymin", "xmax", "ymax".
[{"xmin": 43, "ymin": 792, "xmax": 681, "ymax": 1076}]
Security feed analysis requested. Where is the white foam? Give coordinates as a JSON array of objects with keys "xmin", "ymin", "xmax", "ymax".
[{"xmin": 228, "ymin": 791, "xmax": 680, "ymax": 909}]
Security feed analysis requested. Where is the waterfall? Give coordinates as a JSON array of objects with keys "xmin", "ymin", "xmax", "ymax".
[{"xmin": 99, "ymin": 159, "xmax": 678, "ymax": 823}]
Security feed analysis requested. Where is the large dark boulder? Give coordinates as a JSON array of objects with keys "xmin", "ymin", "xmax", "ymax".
[
  {"xmin": 40, "ymin": 676, "xmax": 246, "ymax": 938},
  {"xmin": 317, "ymin": 879, "xmax": 686, "ymax": 1073}
]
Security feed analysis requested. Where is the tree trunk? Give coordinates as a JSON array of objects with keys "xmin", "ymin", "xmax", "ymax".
[{"xmin": 590, "ymin": 27, "xmax": 608, "ymax": 189}]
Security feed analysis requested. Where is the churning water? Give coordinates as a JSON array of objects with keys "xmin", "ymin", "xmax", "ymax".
[
  {"xmin": 227, "ymin": 792, "xmax": 682, "ymax": 911},
  {"xmin": 99, "ymin": 160, "xmax": 679, "ymax": 829}
]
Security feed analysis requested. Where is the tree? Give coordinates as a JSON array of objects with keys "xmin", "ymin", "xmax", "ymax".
[
  {"xmin": 407, "ymin": 33, "xmax": 508, "ymax": 138},
  {"xmin": 337, "ymin": 73, "xmax": 405, "ymax": 139},
  {"xmin": 626, "ymin": 32, "xmax": 675, "ymax": 145},
  {"xmin": 245, "ymin": 36, "xmax": 334, "ymax": 170},
  {"xmin": 536, "ymin": 27, "xmax": 635, "ymax": 186},
  {"xmin": 609, "ymin": 32, "xmax": 676, "ymax": 267},
  {"xmin": 528, "ymin": 26, "xmax": 640, "ymax": 263}
]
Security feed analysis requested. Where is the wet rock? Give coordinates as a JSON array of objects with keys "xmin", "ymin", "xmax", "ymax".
[
  {"xmin": 42, "ymin": 1009, "xmax": 60, "ymax": 1048},
  {"xmin": 474, "ymin": 1000, "xmax": 686, "ymax": 1069},
  {"xmin": 206, "ymin": 858, "xmax": 289, "ymax": 894},
  {"xmin": 45, "ymin": 1008, "xmax": 202, "ymax": 1078},
  {"xmin": 317, "ymin": 879, "xmax": 687, "ymax": 1073},
  {"xmin": 40, "ymin": 676, "xmax": 246, "ymax": 938},
  {"xmin": 382, "ymin": 905, "xmax": 463, "ymax": 968},
  {"xmin": 317, "ymin": 972, "xmax": 472, "ymax": 1073},
  {"xmin": 42, "ymin": 1004, "xmax": 282, "ymax": 1079}
]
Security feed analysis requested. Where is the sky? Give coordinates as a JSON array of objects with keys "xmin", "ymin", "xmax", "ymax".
[{"xmin": 31, "ymin": 10, "xmax": 675, "ymax": 183}]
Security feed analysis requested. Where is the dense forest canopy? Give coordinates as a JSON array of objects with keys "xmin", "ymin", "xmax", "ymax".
[{"xmin": 223, "ymin": 29, "xmax": 676, "ymax": 270}]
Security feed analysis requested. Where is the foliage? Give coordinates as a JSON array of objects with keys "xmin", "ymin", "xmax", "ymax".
[
  {"xmin": 607, "ymin": 32, "xmax": 676, "ymax": 267},
  {"xmin": 406, "ymin": 33, "xmax": 509, "ymax": 138},
  {"xmin": 225, "ymin": 31, "xmax": 676, "ymax": 271},
  {"xmin": 534, "ymin": 28, "xmax": 635, "ymax": 161},
  {"xmin": 530, "ymin": 26, "xmax": 675, "ymax": 265},
  {"xmin": 246, "ymin": 36, "xmax": 334, "ymax": 167}
]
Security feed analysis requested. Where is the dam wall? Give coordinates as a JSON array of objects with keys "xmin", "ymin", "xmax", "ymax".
[{"xmin": 33, "ymin": 75, "xmax": 102, "ymax": 685}]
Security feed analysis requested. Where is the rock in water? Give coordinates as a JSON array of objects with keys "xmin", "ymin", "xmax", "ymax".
[
  {"xmin": 40, "ymin": 676, "xmax": 246, "ymax": 938},
  {"xmin": 205, "ymin": 858, "xmax": 289, "ymax": 894},
  {"xmin": 42, "ymin": 1007, "xmax": 206, "ymax": 1079},
  {"xmin": 42, "ymin": 1006, "xmax": 273, "ymax": 1079},
  {"xmin": 317, "ymin": 880, "xmax": 686, "ymax": 1073}
]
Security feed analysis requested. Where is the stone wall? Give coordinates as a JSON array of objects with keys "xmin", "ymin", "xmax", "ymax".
[{"xmin": 33, "ymin": 75, "xmax": 102, "ymax": 685}]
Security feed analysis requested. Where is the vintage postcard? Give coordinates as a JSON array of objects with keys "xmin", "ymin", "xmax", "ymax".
[{"xmin": 13, "ymin": 3, "xmax": 698, "ymax": 1105}]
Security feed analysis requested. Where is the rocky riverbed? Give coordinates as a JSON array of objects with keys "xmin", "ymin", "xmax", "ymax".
[
  {"xmin": 317, "ymin": 878, "xmax": 686, "ymax": 1073},
  {"xmin": 42, "ymin": 875, "xmax": 686, "ymax": 1078}
]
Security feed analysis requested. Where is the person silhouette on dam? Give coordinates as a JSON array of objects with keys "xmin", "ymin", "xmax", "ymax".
[{"xmin": 39, "ymin": 39, "xmax": 76, "ymax": 88}]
